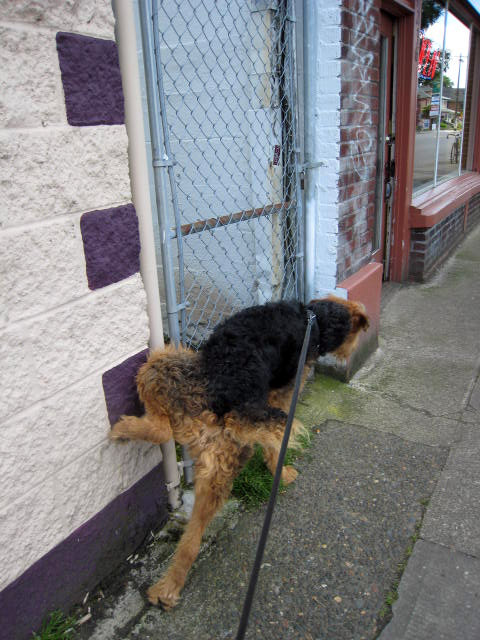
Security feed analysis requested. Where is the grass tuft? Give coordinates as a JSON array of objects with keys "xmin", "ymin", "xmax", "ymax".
[
  {"xmin": 232, "ymin": 427, "xmax": 313, "ymax": 508},
  {"xmin": 32, "ymin": 611, "xmax": 77, "ymax": 640},
  {"xmin": 176, "ymin": 419, "xmax": 312, "ymax": 505},
  {"xmin": 232, "ymin": 445, "xmax": 277, "ymax": 507}
]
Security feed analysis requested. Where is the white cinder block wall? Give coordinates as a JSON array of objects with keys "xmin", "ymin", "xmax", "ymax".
[{"xmin": 0, "ymin": 0, "xmax": 161, "ymax": 594}]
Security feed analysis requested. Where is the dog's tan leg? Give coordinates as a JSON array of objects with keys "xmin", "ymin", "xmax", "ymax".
[
  {"xmin": 147, "ymin": 465, "xmax": 232, "ymax": 609},
  {"xmin": 110, "ymin": 413, "xmax": 172, "ymax": 444},
  {"xmin": 265, "ymin": 365, "xmax": 311, "ymax": 478},
  {"xmin": 262, "ymin": 446, "xmax": 298, "ymax": 485}
]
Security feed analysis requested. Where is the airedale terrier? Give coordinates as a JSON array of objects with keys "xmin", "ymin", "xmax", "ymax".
[{"xmin": 110, "ymin": 295, "xmax": 369, "ymax": 609}]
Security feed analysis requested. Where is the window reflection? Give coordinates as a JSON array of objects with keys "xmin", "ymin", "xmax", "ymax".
[
  {"xmin": 436, "ymin": 11, "xmax": 470, "ymax": 182},
  {"xmin": 413, "ymin": 1, "xmax": 471, "ymax": 192}
]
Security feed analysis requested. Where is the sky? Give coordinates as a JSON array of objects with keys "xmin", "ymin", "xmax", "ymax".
[{"xmin": 424, "ymin": 9, "xmax": 471, "ymax": 88}]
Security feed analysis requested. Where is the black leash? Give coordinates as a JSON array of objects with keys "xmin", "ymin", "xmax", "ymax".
[{"xmin": 235, "ymin": 311, "xmax": 316, "ymax": 640}]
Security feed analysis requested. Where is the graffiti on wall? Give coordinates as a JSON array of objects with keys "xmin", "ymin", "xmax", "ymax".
[{"xmin": 344, "ymin": 0, "xmax": 378, "ymax": 183}]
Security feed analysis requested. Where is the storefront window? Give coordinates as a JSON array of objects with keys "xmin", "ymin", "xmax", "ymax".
[{"xmin": 413, "ymin": 0, "xmax": 471, "ymax": 192}]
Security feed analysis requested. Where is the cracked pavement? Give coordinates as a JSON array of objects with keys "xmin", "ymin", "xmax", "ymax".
[{"xmin": 76, "ymin": 225, "xmax": 480, "ymax": 640}]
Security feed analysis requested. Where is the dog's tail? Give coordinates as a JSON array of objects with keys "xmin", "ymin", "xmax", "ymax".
[{"xmin": 136, "ymin": 344, "xmax": 207, "ymax": 417}]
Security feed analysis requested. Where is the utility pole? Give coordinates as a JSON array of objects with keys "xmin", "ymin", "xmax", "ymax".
[{"xmin": 454, "ymin": 54, "xmax": 463, "ymax": 127}]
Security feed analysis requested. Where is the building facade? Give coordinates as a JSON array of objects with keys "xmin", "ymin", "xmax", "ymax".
[
  {"xmin": 1, "ymin": 0, "xmax": 479, "ymax": 637},
  {"xmin": 303, "ymin": 0, "xmax": 480, "ymax": 375}
]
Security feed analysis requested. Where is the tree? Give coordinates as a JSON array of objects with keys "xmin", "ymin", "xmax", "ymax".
[
  {"xmin": 442, "ymin": 74, "xmax": 453, "ymax": 88},
  {"xmin": 421, "ymin": 0, "xmax": 445, "ymax": 30},
  {"xmin": 418, "ymin": 1, "xmax": 450, "ymax": 87}
]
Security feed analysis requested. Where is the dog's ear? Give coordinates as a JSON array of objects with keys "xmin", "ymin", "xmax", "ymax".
[
  {"xmin": 324, "ymin": 295, "xmax": 369, "ymax": 334},
  {"xmin": 350, "ymin": 305, "xmax": 369, "ymax": 333}
]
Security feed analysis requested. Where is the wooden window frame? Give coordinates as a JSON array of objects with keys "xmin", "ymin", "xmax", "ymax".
[{"xmin": 385, "ymin": 0, "xmax": 480, "ymax": 281}]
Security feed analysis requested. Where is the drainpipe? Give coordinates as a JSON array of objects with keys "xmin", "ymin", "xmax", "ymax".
[
  {"xmin": 112, "ymin": 0, "xmax": 182, "ymax": 509},
  {"xmin": 303, "ymin": 0, "xmax": 318, "ymax": 303}
]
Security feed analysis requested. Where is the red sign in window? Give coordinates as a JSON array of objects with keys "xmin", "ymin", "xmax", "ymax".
[{"xmin": 418, "ymin": 36, "xmax": 440, "ymax": 79}]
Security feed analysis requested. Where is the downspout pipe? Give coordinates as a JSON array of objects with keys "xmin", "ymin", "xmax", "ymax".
[
  {"xmin": 137, "ymin": 0, "xmax": 182, "ymax": 347},
  {"xmin": 303, "ymin": 0, "xmax": 317, "ymax": 303},
  {"xmin": 112, "ymin": 0, "xmax": 182, "ymax": 509},
  {"xmin": 141, "ymin": 0, "xmax": 194, "ymax": 486}
]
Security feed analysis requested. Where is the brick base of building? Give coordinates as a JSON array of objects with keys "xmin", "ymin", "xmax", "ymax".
[
  {"xmin": 409, "ymin": 194, "xmax": 480, "ymax": 282},
  {"xmin": 466, "ymin": 192, "xmax": 480, "ymax": 232}
]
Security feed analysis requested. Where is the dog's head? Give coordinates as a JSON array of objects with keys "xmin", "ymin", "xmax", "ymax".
[{"xmin": 307, "ymin": 294, "xmax": 369, "ymax": 360}]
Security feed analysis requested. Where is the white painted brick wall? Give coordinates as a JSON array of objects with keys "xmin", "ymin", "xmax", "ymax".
[
  {"xmin": 0, "ymin": 0, "xmax": 157, "ymax": 591},
  {"xmin": 310, "ymin": 1, "xmax": 342, "ymax": 296}
]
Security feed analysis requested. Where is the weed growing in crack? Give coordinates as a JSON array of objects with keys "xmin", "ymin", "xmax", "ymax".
[
  {"xmin": 374, "ymin": 499, "xmax": 429, "ymax": 637},
  {"xmin": 32, "ymin": 611, "xmax": 78, "ymax": 640}
]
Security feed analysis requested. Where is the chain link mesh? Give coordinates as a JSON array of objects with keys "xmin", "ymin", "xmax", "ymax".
[{"xmin": 151, "ymin": 0, "xmax": 303, "ymax": 347}]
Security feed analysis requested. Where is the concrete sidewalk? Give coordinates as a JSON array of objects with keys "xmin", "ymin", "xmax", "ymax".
[{"xmin": 76, "ymin": 225, "xmax": 480, "ymax": 640}]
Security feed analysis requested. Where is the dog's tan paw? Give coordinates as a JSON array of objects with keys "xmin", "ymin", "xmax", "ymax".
[
  {"xmin": 147, "ymin": 578, "xmax": 181, "ymax": 610},
  {"xmin": 281, "ymin": 465, "xmax": 298, "ymax": 485},
  {"xmin": 109, "ymin": 416, "xmax": 132, "ymax": 442}
]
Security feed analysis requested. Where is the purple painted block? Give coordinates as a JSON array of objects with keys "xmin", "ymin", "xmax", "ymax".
[
  {"xmin": 0, "ymin": 463, "xmax": 168, "ymax": 640},
  {"xmin": 56, "ymin": 32, "xmax": 124, "ymax": 126},
  {"xmin": 102, "ymin": 349, "xmax": 149, "ymax": 426},
  {"xmin": 80, "ymin": 204, "xmax": 141, "ymax": 290}
]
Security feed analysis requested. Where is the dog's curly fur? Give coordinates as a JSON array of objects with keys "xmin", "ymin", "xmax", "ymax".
[{"xmin": 110, "ymin": 295, "xmax": 369, "ymax": 609}]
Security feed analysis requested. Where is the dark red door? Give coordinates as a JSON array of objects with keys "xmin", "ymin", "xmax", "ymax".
[{"xmin": 373, "ymin": 11, "xmax": 396, "ymax": 279}]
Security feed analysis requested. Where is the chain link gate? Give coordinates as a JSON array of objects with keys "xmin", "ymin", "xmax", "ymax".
[{"xmin": 140, "ymin": 0, "xmax": 304, "ymax": 349}]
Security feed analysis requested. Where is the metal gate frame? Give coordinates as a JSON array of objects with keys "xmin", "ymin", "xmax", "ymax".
[{"xmin": 139, "ymin": 0, "xmax": 305, "ymax": 355}]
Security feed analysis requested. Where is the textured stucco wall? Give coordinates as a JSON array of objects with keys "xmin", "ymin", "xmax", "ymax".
[{"xmin": 0, "ymin": 0, "xmax": 162, "ymax": 595}]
